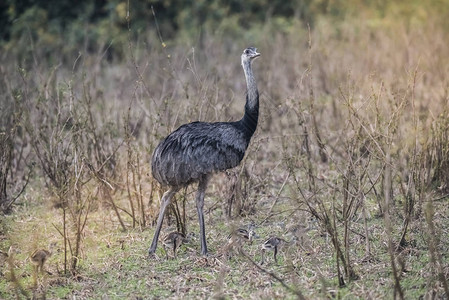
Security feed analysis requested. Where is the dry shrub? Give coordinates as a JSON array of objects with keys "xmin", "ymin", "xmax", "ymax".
[{"xmin": 1, "ymin": 5, "xmax": 449, "ymax": 297}]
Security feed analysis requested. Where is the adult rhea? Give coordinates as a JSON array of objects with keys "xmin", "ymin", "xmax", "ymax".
[{"xmin": 149, "ymin": 47, "xmax": 261, "ymax": 256}]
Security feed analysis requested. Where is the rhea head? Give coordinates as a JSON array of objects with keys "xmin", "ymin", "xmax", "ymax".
[{"xmin": 241, "ymin": 47, "xmax": 261, "ymax": 66}]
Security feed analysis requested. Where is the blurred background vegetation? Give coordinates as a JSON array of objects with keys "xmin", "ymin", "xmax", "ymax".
[{"xmin": 2, "ymin": 0, "xmax": 449, "ymax": 64}]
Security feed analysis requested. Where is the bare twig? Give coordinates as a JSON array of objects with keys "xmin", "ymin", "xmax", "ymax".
[{"xmin": 241, "ymin": 251, "xmax": 306, "ymax": 300}]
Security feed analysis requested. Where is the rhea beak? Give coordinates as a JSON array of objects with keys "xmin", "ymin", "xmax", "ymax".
[{"xmin": 253, "ymin": 51, "xmax": 261, "ymax": 58}]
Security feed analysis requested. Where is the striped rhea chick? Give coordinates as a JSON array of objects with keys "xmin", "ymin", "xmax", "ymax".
[
  {"xmin": 228, "ymin": 228, "xmax": 257, "ymax": 245},
  {"xmin": 162, "ymin": 232, "xmax": 190, "ymax": 259},
  {"xmin": 30, "ymin": 243, "xmax": 56, "ymax": 274},
  {"xmin": 261, "ymin": 236, "xmax": 293, "ymax": 265}
]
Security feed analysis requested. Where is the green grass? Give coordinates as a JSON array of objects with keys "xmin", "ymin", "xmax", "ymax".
[{"xmin": 2, "ymin": 192, "xmax": 447, "ymax": 299}]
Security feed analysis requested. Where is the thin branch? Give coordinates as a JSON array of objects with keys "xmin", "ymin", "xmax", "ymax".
[{"xmin": 241, "ymin": 251, "xmax": 306, "ymax": 299}]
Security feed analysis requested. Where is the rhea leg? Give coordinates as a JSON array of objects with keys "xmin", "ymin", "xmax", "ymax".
[
  {"xmin": 173, "ymin": 241, "xmax": 178, "ymax": 258},
  {"xmin": 196, "ymin": 175, "xmax": 210, "ymax": 256},
  {"xmin": 149, "ymin": 187, "xmax": 179, "ymax": 256},
  {"xmin": 163, "ymin": 244, "xmax": 169, "ymax": 259}
]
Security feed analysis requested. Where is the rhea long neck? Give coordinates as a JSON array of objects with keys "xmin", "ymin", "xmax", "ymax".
[{"xmin": 239, "ymin": 59, "xmax": 259, "ymax": 138}]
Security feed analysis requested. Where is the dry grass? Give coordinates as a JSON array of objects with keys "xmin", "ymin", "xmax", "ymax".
[{"xmin": 1, "ymin": 10, "xmax": 449, "ymax": 299}]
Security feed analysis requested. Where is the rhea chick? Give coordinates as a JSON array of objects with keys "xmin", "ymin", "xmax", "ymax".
[
  {"xmin": 261, "ymin": 236, "xmax": 292, "ymax": 264},
  {"xmin": 162, "ymin": 232, "xmax": 191, "ymax": 259},
  {"xmin": 31, "ymin": 244, "xmax": 55, "ymax": 274},
  {"xmin": 228, "ymin": 228, "xmax": 257, "ymax": 245}
]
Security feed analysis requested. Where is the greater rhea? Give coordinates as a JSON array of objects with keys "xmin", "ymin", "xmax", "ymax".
[
  {"xmin": 162, "ymin": 231, "xmax": 191, "ymax": 259},
  {"xmin": 261, "ymin": 236, "xmax": 296, "ymax": 264},
  {"xmin": 30, "ymin": 243, "xmax": 56, "ymax": 274},
  {"xmin": 149, "ymin": 47, "xmax": 261, "ymax": 257},
  {"xmin": 228, "ymin": 228, "xmax": 257, "ymax": 245},
  {"xmin": 225, "ymin": 227, "xmax": 258, "ymax": 256}
]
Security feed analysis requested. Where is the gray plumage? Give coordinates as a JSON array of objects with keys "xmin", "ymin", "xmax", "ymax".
[
  {"xmin": 149, "ymin": 47, "xmax": 261, "ymax": 257},
  {"xmin": 261, "ymin": 236, "xmax": 285, "ymax": 264},
  {"xmin": 152, "ymin": 122, "xmax": 248, "ymax": 186},
  {"xmin": 261, "ymin": 236, "xmax": 297, "ymax": 264}
]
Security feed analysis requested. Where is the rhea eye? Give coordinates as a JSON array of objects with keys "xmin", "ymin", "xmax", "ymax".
[{"xmin": 245, "ymin": 49, "xmax": 249, "ymax": 54}]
